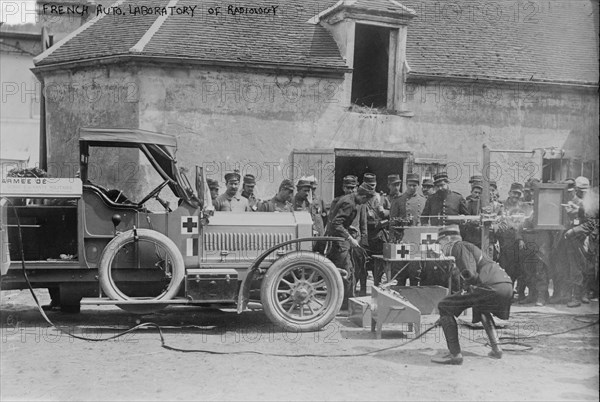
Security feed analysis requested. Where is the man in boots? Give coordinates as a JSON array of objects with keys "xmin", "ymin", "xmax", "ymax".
[
  {"xmin": 432, "ymin": 225, "xmax": 512, "ymax": 365},
  {"xmin": 325, "ymin": 183, "xmax": 375, "ymax": 308}
]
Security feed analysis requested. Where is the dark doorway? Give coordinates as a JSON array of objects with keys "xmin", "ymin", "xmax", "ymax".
[
  {"xmin": 334, "ymin": 155, "xmax": 405, "ymax": 197},
  {"xmin": 351, "ymin": 23, "xmax": 390, "ymax": 108}
]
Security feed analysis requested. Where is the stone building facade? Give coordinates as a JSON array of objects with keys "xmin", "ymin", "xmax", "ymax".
[{"xmin": 32, "ymin": 0, "xmax": 599, "ymax": 205}]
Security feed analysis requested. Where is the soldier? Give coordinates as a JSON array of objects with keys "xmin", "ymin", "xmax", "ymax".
[
  {"xmin": 213, "ymin": 172, "xmax": 251, "ymax": 212},
  {"xmin": 496, "ymin": 182, "xmax": 527, "ymax": 300},
  {"xmin": 330, "ymin": 175, "xmax": 359, "ymax": 212},
  {"xmin": 518, "ymin": 179, "xmax": 552, "ymax": 306},
  {"xmin": 432, "ymin": 225, "xmax": 512, "ymax": 365},
  {"xmin": 548, "ymin": 178, "xmax": 576, "ymax": 304},
  {"xmin": 422, "ymin": 177, "xmax": 435, "ymax": 199},
  {"xmin": 308, "ymin": 176, "xmax": 328, "ymax": 245},
  {"xmin": 331, "ymin": 175, "xmax": 369, "ymax": 295},
  {"xmin": 487, "ymin": 180, "xmax": 503, "ymax": 214},
  {"xmin": 390, "ymin": 172, "xmax": 426, "ymax": 226},
  {"xmin": 207, "ymin": 178, "xmax": 220, "ymax": 202},
  {"xmin": 325, "ymin": 182, "xmax": 376, "ymax": 307},
  {"xmin": 420, "ymin": 172, "xmax": 469, "ymax": 226},
  {"xmin": 294, "ymin": 178, "xmax": 326, "ymax": 253},
  {"xmin": 563, "ymin": 176, "xmax": 593, "ymax": 307},
  {"xmin": 466, "ymin": 181, "xmax": 483, "ymax": 214},
  {"xmin": 241, "ymin": 174, "xmax": 260, "ymax": 211},
  {"xmin": 293, "ymin": 178, "xmax": 313, "ymax": 211},
  {"xmin": 382, "ymin": 174, "xmax": 402, "ymax": 212},
  {"xmin": 462, "ymin": 181, "xmax": 483, "ymax": 248},
  {"xmin": 259, "ymin": 179, "xmax": 294, "ymax": 212},
  {"xmin": 362, "ymin": 174, "xmax": 387, "ymax": 245}
]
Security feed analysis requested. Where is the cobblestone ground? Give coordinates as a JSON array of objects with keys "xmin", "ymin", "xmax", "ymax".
[{"xmin": 1, "ymin": 288, "xmax": 598, "ymax": 401}]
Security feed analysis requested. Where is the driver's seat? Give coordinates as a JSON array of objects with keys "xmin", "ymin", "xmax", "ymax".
[{"xmin": 83, "ymin": 184, "xmax": 141, "ymax": 211}]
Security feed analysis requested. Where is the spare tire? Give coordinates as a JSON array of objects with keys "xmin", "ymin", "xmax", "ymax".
[{"xmin": 98, "ymin": 229, "xmax": 184, "ymax": 313}]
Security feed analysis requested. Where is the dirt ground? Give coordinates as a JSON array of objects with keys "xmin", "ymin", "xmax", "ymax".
[{"xmin": 1, "ymin": 287, "xmax": 598, "ymax": 402}]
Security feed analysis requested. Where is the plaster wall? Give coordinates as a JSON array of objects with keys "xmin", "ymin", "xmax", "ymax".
[{"xmin": 43, "ymin": 64, "xmax": 599, "ymax": 201}]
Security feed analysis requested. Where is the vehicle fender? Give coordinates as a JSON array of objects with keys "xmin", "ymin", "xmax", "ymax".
[{"xmin": 236, "ymin": 236, "xmax": 344, "ymax": 313}]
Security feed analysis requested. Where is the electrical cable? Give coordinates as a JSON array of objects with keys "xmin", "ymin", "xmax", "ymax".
[
  {"xmin": 5, "ymin": 197, "xmax": 442, "ymax": 355},
  {"xmin": 4, "ymin": 198, "xmax": 598, "ymax": 357}
]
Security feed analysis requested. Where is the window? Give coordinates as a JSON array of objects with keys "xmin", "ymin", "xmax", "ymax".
[{"xmin": 351, "ymin": 24, "xmax": 390, "ymax": 109}]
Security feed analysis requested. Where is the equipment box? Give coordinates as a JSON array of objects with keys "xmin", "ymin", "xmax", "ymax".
[
  {"xmin": 348, "ymin": 296, "xmax": 372, "ymax": 327},
  {"xmin": 185, "ymin": 269, "xmax": 239, "ymax": 302},
  {"xmin": 383, "ymin": 243, "xmax": 414, "ymax": 260}
]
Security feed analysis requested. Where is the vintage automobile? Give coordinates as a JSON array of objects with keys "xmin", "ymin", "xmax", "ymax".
[{"xmin": 0, "ymin": 128, "xmax": 344, "ymax": 331}]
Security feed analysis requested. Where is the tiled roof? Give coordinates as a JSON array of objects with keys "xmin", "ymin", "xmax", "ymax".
[
  {"xmin": 351, "ymin": 0, "xmax": 416, "ymax": 16},
  {"xmin": 402, "ymin": 0, "xmax": 599, "ymax": 84},
  {"xmin": 35, "ymin": 0, "xmax": 598, "ymax": 84},
  {"xmin": 35, "ymin": 0, "xmax": 348, "ymax": 71}
]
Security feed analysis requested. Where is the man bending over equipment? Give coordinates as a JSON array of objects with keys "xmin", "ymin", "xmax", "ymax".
[{"xmin": 432, "ymin": 225, "xmax": 513, "ymax": 365}]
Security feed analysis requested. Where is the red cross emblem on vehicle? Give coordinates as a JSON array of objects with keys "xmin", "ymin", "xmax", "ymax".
[{"xmin": 181, "ymin": 216, "xmax": 199, "ymax": 235}]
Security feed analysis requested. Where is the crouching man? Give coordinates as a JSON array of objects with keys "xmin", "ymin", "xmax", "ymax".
[{"xmin": 432, "ymin": 225, "xmax": 513, "ymax": 365}]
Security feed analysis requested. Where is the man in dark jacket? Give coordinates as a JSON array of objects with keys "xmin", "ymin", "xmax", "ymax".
[
  {"xmin": 432, "ymin": 225, "xmax": 513, "ymax": 365},
  {"xmin": 421, "ymin": 172, "xmax": 469, "ymax": 226},
  {"xmin": 325, "ymin": 182, "xmax": 376, "ymax": 306}
]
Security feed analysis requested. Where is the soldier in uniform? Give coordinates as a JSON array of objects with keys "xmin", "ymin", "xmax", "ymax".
[
  {"xmin": 213, "ymin": 172, "xmax": 251, "ymax": 212},
  {"xmin": 325, "ymin": 182, "xmax": 376, "ymax": 307},
  {"xmin": 563, "ymin": 176, "xmax": 593, "ymax": 307},
  {"xmin": 330, "ymin": 175, "xmax": 359, "ymax": 212},
  {"xmin": 420, "ymin": 172, "xmax": 469, "ymax": 226},
  {"xmin": 259, "ymin": 179, "xmax": 294, "ymax": 212},
  {"xmin": 241, "ymin": 174, "xmax": 260, "ymax": 211},
  {"xmin": 432, "ymin": 225, "xmax": 512, "ymax": 365},
  {"xmin": 462, "ymin": 180, "xmax": 483, "ymax": 248},
  {"xmin": 294, "ymin": 178, "xmax": 326, "ymax": 253},
  {"xmin": 330, "ymin": 175, "xmax": 369, "ymax": 295},
  {"xmin": 515, "ymin": 179, "xmax": 553, "ymax": 306},
  {"xmin": 422, "ymin": 177, "xmax": 435, "ymax": 199},
  {"xmin": 309, "ymin": 176, "xmax": 328, "ymax": 252},
  {"xmin": 496, "ymin": 183, "xmax": 527, "ymax": 300},
  {"xmin": 362, "ymin": 173, "xmax": 388, "ymax": 280},
  {"xmin": 381, "ymin": 174, "xmax": 402, "ymax": 212},
  {"xmin": 548, "ymin": 178, "xmax": 576, "ymax": 304},
  {"xmin": 390, "ymin": 172, "xmax": 426, "ymax": 226},
  {"xmin": 207, "ymin": 178, "xmax": 220, "ymax": 202}
]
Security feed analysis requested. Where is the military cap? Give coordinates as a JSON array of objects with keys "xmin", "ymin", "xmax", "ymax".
[
  {"xmin": 509, "ymin": 182, "xmax": 524, "ymax": 194},
  {"xmin": 343, "ymin": 175, "xmax": 358, "ymax": 187},
  {"xmin": 279, "ymin": 179, "xmax": 295, "ymax": 192},
  {"xmin": 296, "ymin": 178, "xmax": 312, "ymax": 189},
  {"xmin": 471, "ymin": 181, "xmax": 483, "ymax": 190},
  {"xmin": 438, "ymin": 224, "xmax": 461, "ymax": 237},
  {"xmin": 433, "ymin": 172, "xmax": 449, "ymax": 185},
  {"xmin": 363, "ymin": 173, "xmax": 377, "ymax": 186},
  {"xmin": 206, "ymin": 178, "xmax": 219, "ymax": 190},
  {"xmin": 243, "ymin": 174, "xmax": 256, "ymax": 185},
  {"xmin": 489, "ymin": 180, "xmax": 497, "ymax": 189},
  {"xmin": 357, "ymin": 182, "xmax": 376, "ymax": 196},
  {"xmin": 564, "ymin": 178, "xmax": 576, "ymax": 192},
  {"xmin": 575, "ymin": 176, "xmax": 590, "ymax": 190},
  {"xmin": 469, "ymin": 175, "xmax": 483, "ymax": 184},
  {"xmin": 224, "ymin": 171, "xmax": 241, "ymax": 183},
  {"xmin": 387, "ymin": 174, "xmax": 402, "ymax": 184},
  {"xmin": 305, "ymin": 175, "xmax": 318, "ymax": 189},
  {"xmin": 406, "ymin": 173, "xmax": 420, "ymax": 184},
  {"xmin": 422, "ymin": 177, "xmax": 434, "ymax": 187},
  {"xmin": 524, "ymin": 178, "xmax": 541, "ymax": 191}
]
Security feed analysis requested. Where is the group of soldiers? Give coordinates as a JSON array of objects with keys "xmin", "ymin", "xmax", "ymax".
[
  {"xmin": 493, "ymin": 176, "xmax": 599, "ymax": 308},
  {"xmin": 206, "ymin": 170, "xmax": 599, "ymax": 309}
]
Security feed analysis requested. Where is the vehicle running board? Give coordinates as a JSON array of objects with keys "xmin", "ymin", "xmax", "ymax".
[{"xmin": 81, "ymin": 298, "xmax": 192, "ymax": 305}]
